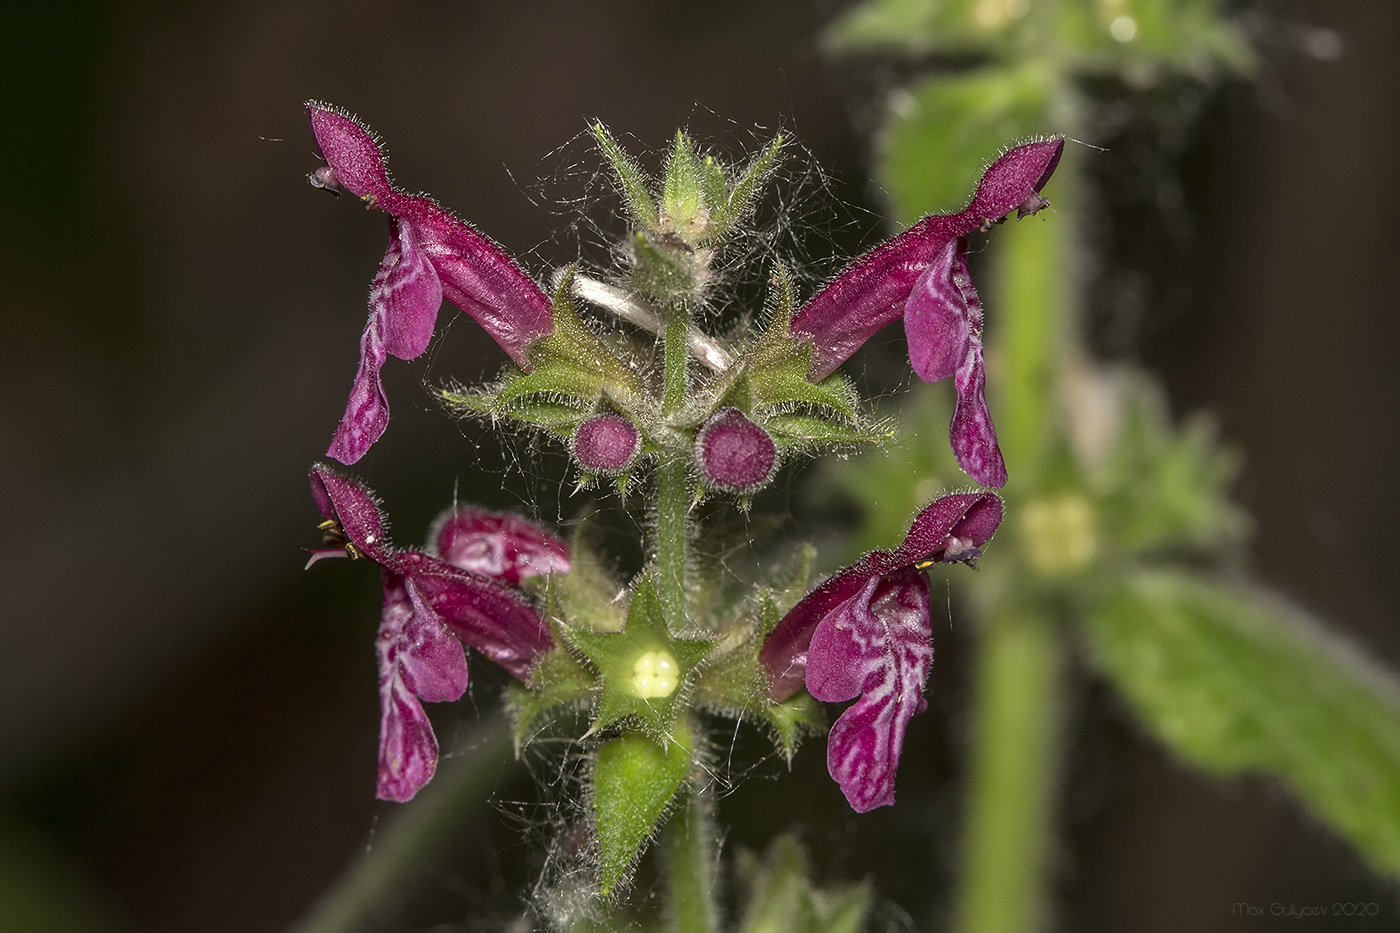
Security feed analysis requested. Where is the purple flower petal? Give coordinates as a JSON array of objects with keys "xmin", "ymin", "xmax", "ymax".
[
  {"xmin": 572, "ymin": 413, "xmax": 643, "ymax": 474},
  {"xmin": 950, "ymin": 340, "xmax": 1007, "ymax": 488},
  {"xmin": 309, "ymin": 464, "xmax": 393, "ymax": 562},
  {"xmin": 965, "ymin": 138, "xmax": 1064, "ymax": 226},
  {"xmin": 374, "ymin": 575, "xmax": 469, "ymax": 802},
  {"xmin": 376, "ymin": 218, "xmax": 443, "ymax": 360},
  {"xmin": 405, "ymin": 201, "xmax": 555, "ymax": 368},
  {"xmin": 790, "ymin": 215, "xmax": 966, "ymax": 381},
  {"xmin": 807, "ymin": 567, "xmax": 932, "ymax": 812},
  {"xmin": 431, "ymin": 508, "xmax": 572, "ymax": 586},
  {"xmin": 760, "ymin": 492, "xmax": 1003, "ymax": 703},
  {"xmin": 306, "ymin": 104, "xmax": 394, "ymax": 203},
  {"xmin": 904, "ymin": 238, "xmax": 972, "ymax": 383},
  {"xmin": 694, "ymin": 407, "xmax": 778, "ymax": 494},
  {"xmin": 326, "ymin": 306, "xmax": 390, "ymax": 465}
]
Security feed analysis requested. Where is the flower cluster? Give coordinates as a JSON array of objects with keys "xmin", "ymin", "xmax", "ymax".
[
  {"xmin": 302, "ymin": 104, "xmax": 1058, "ymax": 841},
  {"xmin": 309, "ymin": 465, "xmax": 566, "ymax": 800}
]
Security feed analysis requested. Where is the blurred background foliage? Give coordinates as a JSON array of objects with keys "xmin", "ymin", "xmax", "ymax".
[{"xmin": 2, "ymin": 0, "xmax": 1398, "ymax": 930}]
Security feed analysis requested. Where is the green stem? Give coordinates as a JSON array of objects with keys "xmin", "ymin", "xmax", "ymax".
[
  {"xmin": 656, "ymin": 306, "xmax": 692, "ymax": 633},
  {"xmin": 289, "ymin": 719, "xmax": 511, "ymax": 933},
  {"xmin": 664, "ymin": 790, "xmax": 720, "ymax": 933},
  {"xmin": 956, "ymin": 602, "xmax": 1063, "ymax": 933}
]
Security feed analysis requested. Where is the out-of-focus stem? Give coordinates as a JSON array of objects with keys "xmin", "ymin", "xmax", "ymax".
[
  {"xmin": 956, "ymin": 602, "xmax": 1063, "ymax": 933},
  {"xmin": 663, "ymin": 789, "xmax": 719, "ymax": 933},
  {"xmin": 289, "ymin": 719, "xmax": 511, "ymax": 933},
  {"xmin": 991, "ymin": 188, "xmax": 1071, "ymax": 480}
]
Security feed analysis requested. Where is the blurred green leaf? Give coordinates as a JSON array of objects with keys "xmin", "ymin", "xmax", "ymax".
[
  {"xmin": 1086, "ymin": 570, "xmax": 1400, "ymax": 878},
  {"xmin": 737, "ymin": 835, "xmax": 872, "ymax": 933}
]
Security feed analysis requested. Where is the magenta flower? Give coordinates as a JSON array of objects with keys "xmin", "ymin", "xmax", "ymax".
[
  {"xmin": 308, "ymin": 465, "xmax": 566, "ymax": 801},
  {"xmin": 789, "ymin": 139, "xmax": 1064, "ymax": 488},
  {"xmin": 306, "ymin": 103, "xmax": 556, "ymax": 464},
  {"xmin": 759, "ymin": 493, "xmax": 1003, "ymax": 811}
]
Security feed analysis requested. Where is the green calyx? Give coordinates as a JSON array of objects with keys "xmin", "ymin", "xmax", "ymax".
[
  {"xmin": 592, "ymin": 718, "xmax": 695, "ymax": 896},
  {"xmin": 565, "ymin": 575, "xmax": 716, "ymax": 740}
]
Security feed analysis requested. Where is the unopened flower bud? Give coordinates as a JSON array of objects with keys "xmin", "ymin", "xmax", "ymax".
[
  {"xmin": 694, "ymin": 407, "xmax": 777, "ymax": 494},
  {"xmin": 573, "ymin": 413, "xmax": 642, "ymax": 474}
]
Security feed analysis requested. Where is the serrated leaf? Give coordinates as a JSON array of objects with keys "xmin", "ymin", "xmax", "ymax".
[
  {"xmin": 1086, "ymin": 569, "xmax": 1400, "ymax": 878},
  {"xmin": 884, "ymin": 66, "xmax": 1055, "ymax": 225},
  {"xmin": 593, "ymin": 720, "xmax": 694, "ymax": 896}
]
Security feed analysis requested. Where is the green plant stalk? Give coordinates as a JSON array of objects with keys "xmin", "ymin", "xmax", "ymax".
[
  {"xmin": 956, "ymin": 601, "xmax": 1064, "ymax": 933},
  {"xmin": 657, "ymin": 307, "xmax": 692, "ymax": 633},
  {"xmin": 991, "ymin": 186, "xmax": 1071, "ymax": 478},
  {"xmin": 664, "ymin": 789, "xmax": 720, "ymax": 933},
  {"xmin": 290, "ymin": 719, "xmax": 511, "ymax": 933}
]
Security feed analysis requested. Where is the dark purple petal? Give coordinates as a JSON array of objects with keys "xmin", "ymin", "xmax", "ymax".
[
  {"xmin": 790, "ymin": 215, "xmax": 966, "ymax": 381},
  {"xmin": 326, "ymin": 308, "xmax": 391, "ymax": 465},
  {"xmin": 761, "ymin": 492, "xmax": 1002, "ymax": 700},
  {"xmin": 896, "ymin": 492, "xmax": 1004, "ymax": 565},
  {"xmin": 376, "ymin": 675, "xmax": 439, "ymax": 802},
  {"xmin": 400, "ymin": 554, "xmax": 554, "ymax": 680},
  {"xmin": 965, "ymin": 138, "xmax": 1065, "ymax": 227},
  {"xmin": 309, "ymin": 464, "xmax": 393, "ymax": 563},
  {"xmin": 903, "ymin": 238, "xmax": 972, "ymax": 383},
  {"xmin": 306, "ymin": 103, "xmax": 394, "ymax": 203},
  {"xmin": 431, "ymin": 508, "xmax": 571, "ymax": 586},
  {"xmin": 572, "ymin": 413, "xmax": 642, "ymax": 474},
  {"xmin": 694, "ymin": 407, "xmax": 778, "ymax": 494},
  {"xmin": 396, "ymin": 198, "xmax": 554, "ymax": 369},
  {"xmin": 949, "ymin": 340, "xmax": 1007, "ymax": 488},
  {"xmin": 808, "ymin": 567, "xmax": 932, "ymax": 812},
  {"xmin": 375, "ymin": 218, "xmax": 443, "ymax": 360},
  {"xmin": 374, "ymin": 574, "xmax": 469, "ymax": 802}
]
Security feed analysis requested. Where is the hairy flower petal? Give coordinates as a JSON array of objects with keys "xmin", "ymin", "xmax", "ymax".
[
  {"xmin": 808, "ymin": 568, "xmax": 932, "ymax": 812},
  {"xmin": 904, "ymin": 238, "xmax": 972, "ymax": 384},
  {"xmin": 431, "ymin": 508, "xmax": 571, "ymax": 586},
  {"xmin": 950, "ymin": 340, "xmax": 1006, "ymax": 488},
  {"xmin": 375, "ymin": 219, "xmax": 443, "ymax": 360}
]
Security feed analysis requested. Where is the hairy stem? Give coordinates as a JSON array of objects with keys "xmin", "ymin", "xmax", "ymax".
[
  {"xmin": 656, "ymin": 306, "xmax": 692, "ymax": 633},
  {"xmin": 664, "ymin": 790, "xmax": 720, "ymax": 933}
]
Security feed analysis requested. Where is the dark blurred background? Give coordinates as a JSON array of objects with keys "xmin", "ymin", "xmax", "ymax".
[{"xmin": 2, "ymin": 0, "xmax": 1397, "ymax": 930}]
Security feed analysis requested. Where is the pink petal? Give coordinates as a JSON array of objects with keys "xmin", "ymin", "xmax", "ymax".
[
  {"xmin": 306, "ymin": 103, "xmax": 394, "ymax": 203},
  {"xmin": 790, "ymin": 215, "xmax": 965, "ymax": 381},
  {"xmin": 375, "ymin": 219, "xmax": 443, "ymax": 360},
  {"xmin": 903, "ymin": 238, "xmax": 972, "ymax": 383},
  {"xmin": 326, "ymin": 309, "xmax": 390, "ymax": 465},
  {"xmin": 807, "ymin": 568, "xmax": 932, "ymax": 812},
  {"xmin": 431, "ymin": 508, "xmax": 571, "ymax": 586},
  {"xmin": 374, "ymin": 576, "xmax": 467, "ymax": 802},
  {"xmin": 375, "ymin": 675, "xmax": 440, "ymax": 802},
  {"xmin": 965, "ymin": 139, "xmax": 1065, "ymax": 227},
  {"xmin": 950, "ymin": 340, "xmax": 1007, "ymax": 488},
  {"xmin": 308, "ymin": 464, "xmax": 393, "ymax": 563},
  {"xmin": 402, "ymin": 200, "xmax": 555, "ymax": 369}
]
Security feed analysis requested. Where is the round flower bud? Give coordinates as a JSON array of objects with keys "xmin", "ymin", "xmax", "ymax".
[
  {"xmin": 572, "ymin": 413, "xmax": 642, "ymax": 474},
  {"xmin": 694, "ymin": 407, "xmax": 777, "ymax": 495}
]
